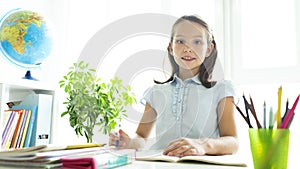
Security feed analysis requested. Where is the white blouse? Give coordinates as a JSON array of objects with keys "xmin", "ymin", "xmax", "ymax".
[{"xmin": 141, "ymin": 74, "xmax": 237, "ymax": 150}]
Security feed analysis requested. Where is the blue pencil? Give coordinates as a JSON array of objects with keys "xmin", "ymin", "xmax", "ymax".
[{"xmin": 282, "ymin": 98, "xmax": 289, "ymax": 122}]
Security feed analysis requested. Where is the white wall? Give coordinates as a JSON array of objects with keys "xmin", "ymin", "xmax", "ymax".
[
  {"xmin": 0, "ymin": 0, "xmax": 66, "ymax": 84},
  {"xmin": 62, "ymin": 1, "xmax": 300, "ymax": 167},
  {"xmin": 1, "ymin": 1, "xmax": 300, "ymax": 167},
  {"xmin": 0, "ymin": 0, "xmax": 81, "ymax": 144},
  {"xmin": 59, "ymin": 0, "xmax": 219, "ymax": 145}
]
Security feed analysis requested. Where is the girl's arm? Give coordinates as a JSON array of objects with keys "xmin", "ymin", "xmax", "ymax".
[
  {"xmin": 216, "ymin": 96, "xmax": 238, "ymax": 152},
  {"xmin": 129, "ymin": 103, "xmax": 157, "ymax": 149},
  {"xmin": 201, "ymin": 96, "xmax": 238, "ymax": 155},
  {"xmin": 109, "ymin": 103, "xmax": 157, "ymax": 150},
  {"xmin": 163, "ymin": 96, "xmax": 238, "ymax": 156}
]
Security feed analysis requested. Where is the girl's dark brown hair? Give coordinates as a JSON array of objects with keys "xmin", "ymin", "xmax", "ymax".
[{"xmin": 155, "ymin": 15, "xmax": 217, "ymax": 88}]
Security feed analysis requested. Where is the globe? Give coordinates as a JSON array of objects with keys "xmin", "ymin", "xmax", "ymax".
[{"xmin": 0, "ymin": 9, "xmax": 53, "ymax": 80}]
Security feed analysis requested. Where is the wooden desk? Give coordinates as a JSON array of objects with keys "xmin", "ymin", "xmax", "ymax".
[{"xmin": 118, "ymin": 161, "xmax": 250, "ymax": 169}]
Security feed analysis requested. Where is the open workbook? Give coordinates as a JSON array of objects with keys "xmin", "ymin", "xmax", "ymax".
[{"xmin": 136, "ymin": 150, "xmax": 247, "ymax": 167}]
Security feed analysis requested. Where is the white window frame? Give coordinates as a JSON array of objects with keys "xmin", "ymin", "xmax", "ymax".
[{"xmin": 220, "ymin": 0, "xmax": 300, "ymax": 85}]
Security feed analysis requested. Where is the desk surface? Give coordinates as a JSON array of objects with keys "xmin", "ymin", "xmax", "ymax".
[{"xmin": 118, "ymin": 161, "xmax": 250, "ymax": 169}]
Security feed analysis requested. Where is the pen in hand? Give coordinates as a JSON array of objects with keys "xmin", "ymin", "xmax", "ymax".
[{"xmin": 115, "ymin": 124, "xmax": 121, "ymax": 149}]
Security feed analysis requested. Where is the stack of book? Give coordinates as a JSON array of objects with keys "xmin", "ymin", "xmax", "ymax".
[
  {"xmin": 0, "ymin": 143, "xmax": 135, "ymax": 168},
  {"xmin": 1, "ymin": 93, "xmax": 53, "ymax": 149},
  {"xmin": 2, "ymin": 108, "xmax": 36, "ymax": 149}
]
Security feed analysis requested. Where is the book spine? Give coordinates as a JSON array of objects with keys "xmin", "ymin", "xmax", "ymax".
[
  {"xmin": 11, "ymin": 110, "xmax": 25, "ymax": 148},
  {"xmin": 20, "ymin": 110, "xmax": 32, "ymax": 148},
  {"xmin": 1, "ymin": 111, "xmax": 14, "ymax": 146},
  {"xmin": 4, "ymin": 112, "xmax": 19, "ymax": 149},
  {"xmin": 24, "ymin": 106, "xmax": 38, "ymax": 148},
  {"xmin": 16, "ymin": 109, "xmax": 28, "ymax": 148}
]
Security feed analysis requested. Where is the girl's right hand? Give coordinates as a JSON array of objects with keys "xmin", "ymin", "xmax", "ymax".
[{"xmin": 109, "ymin": 129, "xmax": 131, "ymax": 149}]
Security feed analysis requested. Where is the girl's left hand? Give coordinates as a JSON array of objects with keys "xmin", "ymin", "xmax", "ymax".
[{"xmin": 163, "ymin": 138, "xmax": 206, "ymax": 157}]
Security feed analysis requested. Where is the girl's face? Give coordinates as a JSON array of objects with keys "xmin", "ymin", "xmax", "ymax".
[{"xmin": 169, "ymin": 21, "xmax": 213, "ymax": 74}]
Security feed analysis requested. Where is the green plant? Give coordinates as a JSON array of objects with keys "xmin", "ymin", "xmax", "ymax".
[{"xmin": 59, "ymin": 61, "xmax": 136, "ymax": 143}]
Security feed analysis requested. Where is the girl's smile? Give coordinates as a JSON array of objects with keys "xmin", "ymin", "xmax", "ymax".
[{"xmin": 181, "ymin": 55, "xmax": 196, "ymax": 62}]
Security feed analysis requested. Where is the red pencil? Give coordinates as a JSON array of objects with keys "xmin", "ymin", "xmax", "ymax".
[{"xmin": 281, "ymin": 95, "xmax": 299, "ymax": 128}]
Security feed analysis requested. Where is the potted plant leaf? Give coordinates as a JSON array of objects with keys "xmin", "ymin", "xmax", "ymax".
[{"xmin": 59, "ymin": 61, "xmax": 136, "ymax": 143}]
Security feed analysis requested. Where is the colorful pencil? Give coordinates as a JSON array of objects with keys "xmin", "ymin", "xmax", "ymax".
[
  {"xmin": 281, "ymin": 95, "xmax": 299, "ymax": 128},
  {"xmin": 282, "ymin": 98, "xmax": 289, "ymax": 122},
  {"xmin": 249, "ymin": 95, "xmax": 262, "ymax": 128},
  {"xmin": 242, "ymin": 94, "xmax": 251, "ymax": 127},
  {"xmin": 263, "ymin": 101, "xmax": 266, "ymax": 128},
  {"xmin": 276, "ymin": 86, "xmax": 282, "ymax": 128},
  {"xmin": 233, "ymin": 102, "xmax": 253, "ymax": 128},
  {"xmin": 269, "ymin": 107, "xmax": 273, "ymax": 129}
]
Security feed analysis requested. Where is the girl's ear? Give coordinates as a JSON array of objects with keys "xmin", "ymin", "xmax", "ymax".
[
  {"xmin": 168, "ymin": 42, "xmax": 173, "ymax": 53},
  {"xmin": 205, "ymin": 42, "xmax": 214, "ymax": 57}
]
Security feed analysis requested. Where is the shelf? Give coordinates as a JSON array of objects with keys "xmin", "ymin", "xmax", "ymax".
[
  {"xmin": 0, "ymin": 81, "xmax": 55, "ymax": 150},
  {"xmin": 0, "ymin": 79, "xmax": 55, "ymax": 92}
]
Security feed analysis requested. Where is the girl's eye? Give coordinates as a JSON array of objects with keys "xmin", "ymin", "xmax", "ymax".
[
  {"xmin": 175, "ymin": 39, "xmax": 184, "ymax": 44},
  {"xmin": 194, "ymin": 40, "xmax": 201, "ymax": 45}
]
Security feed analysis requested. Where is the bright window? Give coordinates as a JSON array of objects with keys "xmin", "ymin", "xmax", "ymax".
[
  {"xmin": 229, "ymin": 0, "xmax": 300, "ymax": 84},
  {"xmin": 241, "ymin": 0, "xmax": 297, "ymax": 69}
]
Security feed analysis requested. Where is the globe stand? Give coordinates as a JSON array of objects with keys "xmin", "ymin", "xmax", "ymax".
[{"xmin": 23, "ymin": 70, "xmax": 38, "ymax": 81}]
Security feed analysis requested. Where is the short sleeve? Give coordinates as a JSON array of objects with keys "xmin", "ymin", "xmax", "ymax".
[
  {"xmin": 140, "ymin": 86, "xmax": 153, "ymax": 106},
  {"xmin": 216, "ymin": 80, "xmax": 239, "ymax": 104}
]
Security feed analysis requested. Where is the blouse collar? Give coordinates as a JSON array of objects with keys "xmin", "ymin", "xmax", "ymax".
[{"xmin": 170, "ymin": 73, "xmax": 202, "ymax": 85}]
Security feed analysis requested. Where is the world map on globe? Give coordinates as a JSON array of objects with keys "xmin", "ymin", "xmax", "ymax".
[{"xmin": 0, "ymin": 9, "xmax": 53, "ymax": 69}]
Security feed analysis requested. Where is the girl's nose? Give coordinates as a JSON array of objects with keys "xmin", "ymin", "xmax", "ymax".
[{"xmin": 183, "ymin": 46, "xmax": 192, "ymax": 53}]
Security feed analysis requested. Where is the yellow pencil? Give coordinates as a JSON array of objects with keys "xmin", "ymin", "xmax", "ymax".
[{"xmin": 277, "ymin": 86, "xmax": 282, "ymax": 128}]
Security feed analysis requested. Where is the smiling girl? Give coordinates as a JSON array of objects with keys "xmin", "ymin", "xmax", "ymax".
[{"xmin": 109, "ymin": 15, "xmax": 238, "ymax": 157}]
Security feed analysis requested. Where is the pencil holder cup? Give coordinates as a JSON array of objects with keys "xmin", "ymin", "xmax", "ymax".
[{"xmin": 248, "ymin": 129, "xmax": 290, "ymax": 169}]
